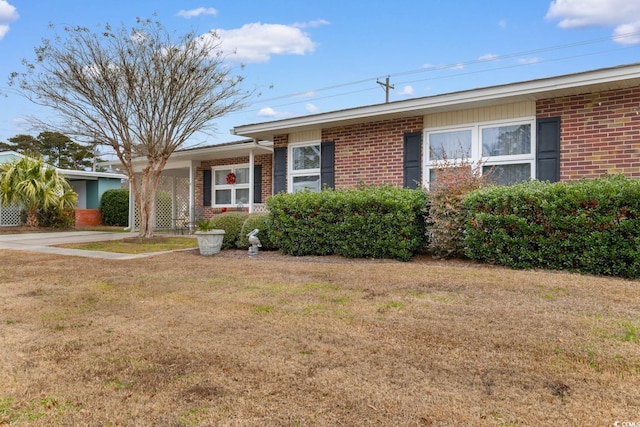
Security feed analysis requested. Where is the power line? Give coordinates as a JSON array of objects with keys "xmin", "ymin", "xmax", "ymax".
[
  {"xmin": 235, "ymin": 30, "xmax": 640, "ymax": 111},
  {"xmin": 230, "ymin": 43, "xmax": 638, "ymax": 116}
]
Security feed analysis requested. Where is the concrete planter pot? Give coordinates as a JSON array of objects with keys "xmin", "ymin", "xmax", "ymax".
[{"xmin": 195, "ymin": 230, "xmax": 225, "ymax": 256}]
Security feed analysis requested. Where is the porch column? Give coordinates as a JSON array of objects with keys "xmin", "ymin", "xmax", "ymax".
[
  {"xmin": 249, "ymin": 148, "xmax": 254, "ymax": 213},
  {"xmin": 171, "ymin": 176, "xmax": 177, "ymax": 222},
  {"xmin": 189, "ymin": 161, "xmax": 196, "ymax": 223}
]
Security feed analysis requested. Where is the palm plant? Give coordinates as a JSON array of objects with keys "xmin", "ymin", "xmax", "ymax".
[{"xmin": 0, "ymin": 155, "xmax": 77, "ymax": 227}]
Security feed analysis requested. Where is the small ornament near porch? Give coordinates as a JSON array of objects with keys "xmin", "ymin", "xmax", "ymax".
[
  {"xmin": 195, "ymin": 218, "xmax": 225, "ymax": 256},
  {"xmin": 226, "ymin": 172, "xmax": 236, "ymax": 184},
  {"xmin": 247, "ymin": 228, "xmax": 261, "ymax": 256}
]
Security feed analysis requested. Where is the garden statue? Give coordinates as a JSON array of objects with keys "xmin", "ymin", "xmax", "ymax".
[{"xmin": 247, "ymin": 229, "xmax": 261, "ymax": 256}]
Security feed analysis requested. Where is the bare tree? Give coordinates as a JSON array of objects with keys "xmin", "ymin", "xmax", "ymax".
[{"xmin": 9, "ymin": 17, "xmax": 250, "ymax": 237}]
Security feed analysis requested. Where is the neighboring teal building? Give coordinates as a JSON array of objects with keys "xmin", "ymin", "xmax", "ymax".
[
  {"xmin": 62, "ymin": 169, "xmax": 125, "ymax": 210},
  {"xmin": 0, "ymin": 150, "xmax": 126, "ymax": 226}
]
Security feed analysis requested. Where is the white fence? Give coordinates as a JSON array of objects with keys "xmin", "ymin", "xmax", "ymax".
[{"xmin": 0, "ymin": 203, "xmax": 21, "ymax": 226}]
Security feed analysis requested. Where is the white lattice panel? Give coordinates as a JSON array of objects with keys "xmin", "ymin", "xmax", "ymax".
[
  {"xmin": 0, "ymin": 203, "xmax": 22, "ymax": 226},
  {"xmin": 131, "ymin": 174, "xmax": 190, "ymax": 231},
  {"xmin": 252, "ymin": 204, "xmax": 269, "ymax": 213},
  {"xmin": 173, "ymin": 176, "xmax": 190, "ymax": 219}
]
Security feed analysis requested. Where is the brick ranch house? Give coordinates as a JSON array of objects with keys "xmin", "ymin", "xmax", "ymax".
[{"xmin": 124, "ymin": 62, "xmax": 640, "ymax": 231}]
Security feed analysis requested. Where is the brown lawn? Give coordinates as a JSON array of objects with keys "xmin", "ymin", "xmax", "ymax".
[{"xmin": 0, "ymin": 248, "xmax": 639, "ymax": 426}]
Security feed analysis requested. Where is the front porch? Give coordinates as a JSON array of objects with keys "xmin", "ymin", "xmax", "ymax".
[{"xmin": 124, "ymin": 140, "xmax": 273, "ymax": 232}]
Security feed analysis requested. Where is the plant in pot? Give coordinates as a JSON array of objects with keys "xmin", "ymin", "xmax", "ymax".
[{"xmin": 194, "ymin": 218, "xmax": 225, "ymax": 256}]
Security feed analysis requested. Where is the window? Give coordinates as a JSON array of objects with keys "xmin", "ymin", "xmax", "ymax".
[
  {"xmin": 289, "ymin": 142, "xmax": 321, "ymax": 192},
  {"xmin": 212, "ymin": 165, "xmax": 250, "ymax": 206},
  {"xmin": 425, "ymin": 119, "xmax": 535, "ymax": 186}
]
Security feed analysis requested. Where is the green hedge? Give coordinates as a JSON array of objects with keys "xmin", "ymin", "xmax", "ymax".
[
  {"xmin": 99, "ymin": 189, "xmax": 129, "ymax": 226},
  {"xmin": 209, "ymin": 212, "xmax": 249, "ymax": 249},
  {"xmin": 464, "ymin": 176, "xmax": 640, "ymax": 278},
  {"xmin": 236, "ymin": 213, "xmax": 277, "ymax": 250},
  {"xmin": 267, "ymin": 186, "xmax": 428, "ymax": 261}
]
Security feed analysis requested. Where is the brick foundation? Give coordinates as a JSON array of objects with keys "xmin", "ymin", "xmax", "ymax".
[{"xmin": 75, "ymin": 209, "xmax": 102, "ymax": 227}]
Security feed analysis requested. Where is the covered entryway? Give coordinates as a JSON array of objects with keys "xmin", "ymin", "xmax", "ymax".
[{"xmin": 121, "ymin": 140, "xmax": 273, "ymax": 232}]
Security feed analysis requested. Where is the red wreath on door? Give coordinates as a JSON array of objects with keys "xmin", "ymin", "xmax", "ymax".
[{"xmin": 226, "ymin": 172, "xmax": 236, "ymax": 184}]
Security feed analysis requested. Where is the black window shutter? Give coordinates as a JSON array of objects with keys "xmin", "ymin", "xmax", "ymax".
[
  {"xmin": 321, "ymin": 141, "xmax": 335, "ymax": 189},
  {"xmin": 253, "ymin": 164, "xmax": 262, "ymax": 203},
  {"xmin": 536, "ymin": 117, "xmax": 561, "ymax": 183},
  {"xmin": 273, "ymin": 147, "xmax": 287, "ymax": 194},
  {"xmin": 403, "ymin": 132, "xmax": 422, "ymax": 189},
  {"xmin": 203, "ymin": 169, "xmax": 212, "ymax": 206}
]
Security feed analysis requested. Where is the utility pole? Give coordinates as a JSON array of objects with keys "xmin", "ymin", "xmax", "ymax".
[{"xmin": 376, "ymin": 75, "xmax": 394, "ymax": 103}]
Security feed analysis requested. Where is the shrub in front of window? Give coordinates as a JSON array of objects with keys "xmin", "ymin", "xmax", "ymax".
[
  {"xmin": 100, "ymin": 189, "xmax": 129, "ymax": 226},
  {"xmin": 464, "ymin": 175, "xmax": 640, "ymax": 278},
  {"xmin": 267, "ymin": 186, "xmax": 428, "ymax": 261},
  {"xmin": 425, "ymin": 153, "xmax": 495, "ymax": 258},
  {"xmin": 209, "ymin": 212, "xmax": 249, "ymax": 249}
]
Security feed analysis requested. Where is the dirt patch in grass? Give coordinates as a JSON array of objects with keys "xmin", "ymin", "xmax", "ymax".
[{"xmin": 0, "ymin": 249, "xmax": 639, "ymax": 425}]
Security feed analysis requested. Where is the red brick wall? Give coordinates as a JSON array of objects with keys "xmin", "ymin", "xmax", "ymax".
[
  {"xmin": 537, "ymin": 87, "xmax": 640, "ymax": 180},
  {"xmin": 75, "ymin": 209, "xmax": 101, "ymax": 227},
  {"xmin": 322, "ymin": 116, "xmax": 423, "ymax": 188}
]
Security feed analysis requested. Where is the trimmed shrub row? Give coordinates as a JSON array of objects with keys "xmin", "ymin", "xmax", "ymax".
[
  {"xmin": 464, "ymin": 175, "xmax": 640, "ymax": 278},
  {"xmin": 208, "ymin": 212, "xmax": 277, "ymax": 251},
  {"xmin": 266, "ymin": 186, "xmax": 428, "ymax": 261}
]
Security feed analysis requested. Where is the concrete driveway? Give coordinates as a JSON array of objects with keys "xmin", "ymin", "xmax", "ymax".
[{"xmin": 0, "ymin": 231, "xmax": 165, "ymax": 260}]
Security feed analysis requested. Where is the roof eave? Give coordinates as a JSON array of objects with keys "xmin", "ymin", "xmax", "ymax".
[{"xmin": 232, "ymin": 62, "xmax": 640, "ymax": 141}]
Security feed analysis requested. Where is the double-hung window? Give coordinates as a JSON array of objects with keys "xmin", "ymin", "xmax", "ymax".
[
  {"xmin": 425, "ymin": 118, "xmax": 535, "ymax": 186},
  {"xmin": 212, "ymin": 165, "xmax": 250, "ymax": 206},
  {"xmin": 289, "ymin": 142, "xmax": 321, "ymax": 192}
]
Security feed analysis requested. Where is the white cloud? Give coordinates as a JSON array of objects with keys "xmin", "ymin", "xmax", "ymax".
[
  {"xmin": 518, "ymin": 57, "xmax": 540, "ymax": 64},
  {"xmin": 546, "ymin": 0, "xmax": 640, "ymax": 44},
  {"xmin": 397, "ymin": 85, "xmax": 414, "ymax": 96},
  {"xmin": 305, "ymin": 103, "xmax": 319, "ymax": 114},
  {"xmin": 216, "ymin": 23, "xmax": 316, "ymax": 63},
  {"xmin": 177, "ymin": 7, "xmax": 218, "ymax": 19},
  {"xmin": 0, "ymin": 0, "xmax": 18, "ymax": 40},
  {"xmin": 294, "ymin": 90, "xmax": 317, "ymax": 98},
  {"xmin": 257, "ymin": 107, "xmax": 291, "ymax": 118},
  {"xmin": 451, "ymin": 63, "xmax": 464, "ymax": 70},
  {"xmin": 293, "ymin": 19, "xmax": 330, "ymax": 29},
  {"xmin": 478, "ymin": 53, "xmax": 499, "ymax": 61},
  {"xmin": 613, "ymin": 21, "xmax": 640, "ymax": 44},
  {"xmin": 499, "ymin": 19, "xmax": 507, "ymax": 29}
]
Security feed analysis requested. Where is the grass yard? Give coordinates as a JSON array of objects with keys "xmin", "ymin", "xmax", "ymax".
[{"xmin": 0, "ymin": 248, "xmax": 639, "ymax": 426}]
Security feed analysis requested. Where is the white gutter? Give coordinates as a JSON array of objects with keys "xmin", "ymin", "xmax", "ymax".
[{"xmin": 232, "ymin": 62, "xmax": 640, "ymax": 137}]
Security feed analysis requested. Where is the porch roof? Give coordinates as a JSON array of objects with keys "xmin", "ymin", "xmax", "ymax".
[
  {"xmin": 231, "ymin": 62, "xmax": 640, "ymax": 141},
  {"xmin": 110, "ymin": 139, "xmax": 274, "ymax": 177}
]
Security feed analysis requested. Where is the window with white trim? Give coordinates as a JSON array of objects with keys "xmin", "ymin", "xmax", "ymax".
[
  {"xmin": 212, "ymin": 165, "xmax": 250, "ymax": 206},
  {"xmin": 289, "ymin": 142, "xmax": 321, "ymax": 192},
  {"xmin": 425, "ymin": 118, "xmax": 535, "ymax": 186}
]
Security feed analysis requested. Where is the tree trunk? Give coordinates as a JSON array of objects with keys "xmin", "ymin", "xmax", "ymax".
[
  {"xmin": 26, "ymin": 207, "xmax": 39, "ymax": 228},
  {"xmin": 134, "ymin": 158, "xmax": 167, "ymax": 238},
  {"xmin": 137, "ymin": 170, "xmax": 155, "ymax": 238}
]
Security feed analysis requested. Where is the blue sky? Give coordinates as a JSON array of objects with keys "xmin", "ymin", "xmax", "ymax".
[{"xmin": 0, "ymin": 0, "xmax": 639, "ymax": 149}]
